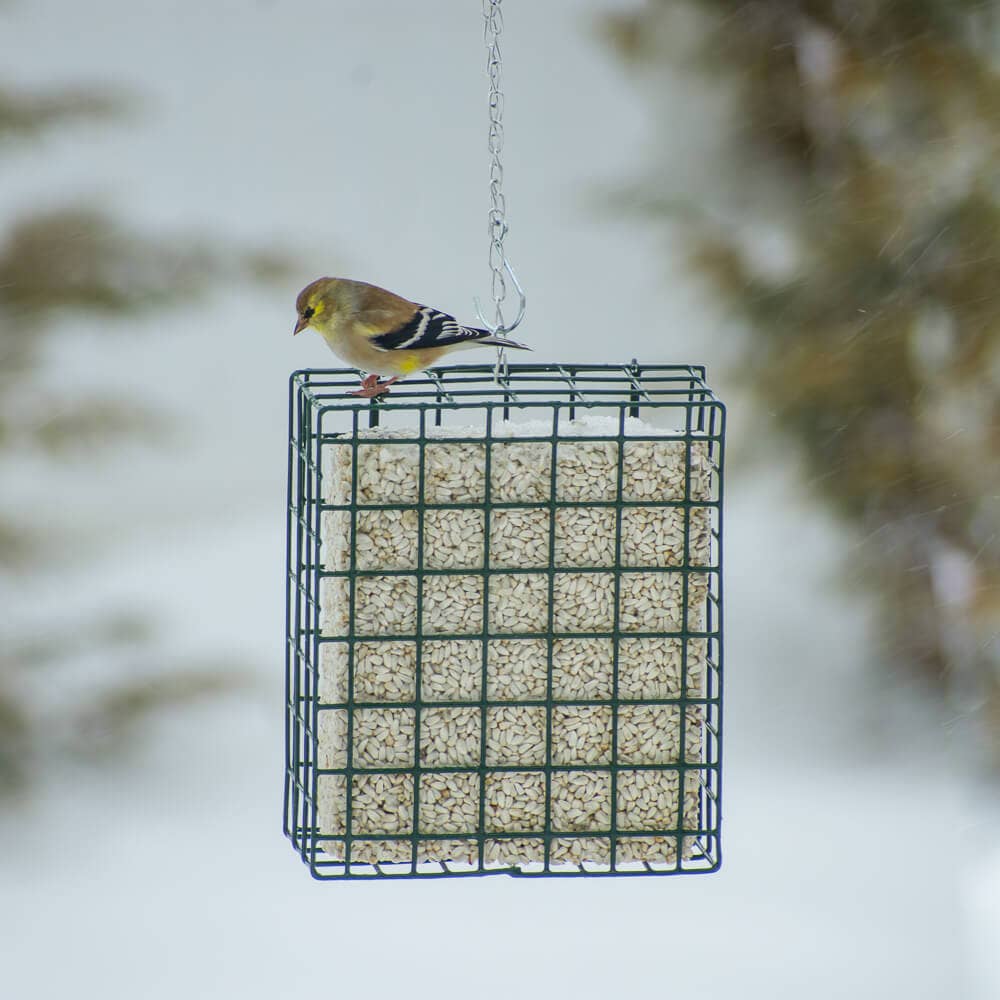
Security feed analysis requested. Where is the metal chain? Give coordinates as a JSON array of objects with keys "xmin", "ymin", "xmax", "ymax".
[
  {"xmin": 477, "ymin": 0, "xmax": 526, "ymax": 381},
  {"xmin": 484, "ymin": 0, "xmax": 508, "ymax": 332}
]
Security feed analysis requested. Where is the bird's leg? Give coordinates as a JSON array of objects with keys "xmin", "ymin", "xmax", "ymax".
[{"xmin": 349, "ymin": 374, "xmax": 399, "ymax": 399}]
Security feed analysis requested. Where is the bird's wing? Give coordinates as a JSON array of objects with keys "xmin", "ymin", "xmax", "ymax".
[{"xmin": 369, "ymin": 304, "xmax": 490, "ymax": 352}]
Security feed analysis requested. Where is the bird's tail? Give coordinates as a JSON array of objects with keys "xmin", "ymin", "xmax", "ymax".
[{"xmin": 475, "ymin": 332, "xmax": 531, "ymax": 351}]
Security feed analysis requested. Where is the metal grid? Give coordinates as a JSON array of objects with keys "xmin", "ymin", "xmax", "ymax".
[{"xmin": 285, "ymin": 363, "xmax": 725, "ymax": 879}]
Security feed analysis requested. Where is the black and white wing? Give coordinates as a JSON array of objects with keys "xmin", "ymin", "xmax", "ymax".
[{"xmin": 369, "ymin": 305, "xmax": 494, "ymax": 352}]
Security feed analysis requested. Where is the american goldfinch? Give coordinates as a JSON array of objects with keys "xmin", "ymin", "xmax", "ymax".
[{"xmin": 293, "ymin": 277, "xmax": 530, "ymax": 397}]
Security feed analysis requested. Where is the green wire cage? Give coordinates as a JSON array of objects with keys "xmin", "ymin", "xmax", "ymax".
[{"xmin": 285, "ymin": 362, "xmax": 724, "ymax": 879}]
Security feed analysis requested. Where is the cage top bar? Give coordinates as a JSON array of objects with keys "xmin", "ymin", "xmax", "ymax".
[{"xmin": 292, "ymin": 363, "xmax": 724, "ymax": 415}]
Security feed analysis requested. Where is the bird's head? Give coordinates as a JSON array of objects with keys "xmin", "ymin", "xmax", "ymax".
[{"xmin": 293, "ymin": 277, "xmax": 339, "ymax": 335}]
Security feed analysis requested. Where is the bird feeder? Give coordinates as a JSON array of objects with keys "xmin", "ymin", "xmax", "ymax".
[{"xmin": 284, "ymin": 362, "xmax": 724, "ymax": 878}]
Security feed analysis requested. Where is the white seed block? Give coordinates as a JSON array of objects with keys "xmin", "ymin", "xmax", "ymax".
[
  {"xmin": 355, "ymin": 575, "xmax": 418, "ymax": 636},
  {"xmin": 318, "ymin": 577, "xmax": 349, "ymax": 638},
  {"xmin": 317, "ymin": 644, "xmax": 349, "ymax": 704},
  {"xmin": 618, "ymin": 572, "xmax": 706, "ymax": 633},
  {"xmin": 346, "ymin": 839, "xmax": 413, "ymax": 864},
  {"xmin": 614, "ymin": 769, "xmax": 701, "ymax": 837},
  {"xmin": 353, "ymin": 443, "xmax": 421, "ymax": 505},
  {"xmin": 315, "ymin": 838, "xmax": 486, "ymax": 867},
  {"xmin": 553, "ymin": 572, "xmax": 615, "ymax": 632},
  {"xmin": 550, "ymin": 837, "xmax": 611, "ymax": 867},
  {"xmin": 683, "ymin": 705, "xmax": 707, "ymax": 764},
  {"xmin": 551, "ymin": 637, "xmax": 614, "ymax": 699},
  {"xmin": 350, "ymin": 773, "xmax": 415, "ymax": 836},
  {"xmin": 424, "ymin": 443, "xmax": 486, "ymax": 503},
  {"xmin": 556, "ymin": 440, "xmax": 619, "ymax": 501},
  {"xmin": 490, "ymin": 441, "xmax": 551, "ymax": 502},
  {"xmin": 484, "ymin": 772, "xmax": 547, "ymax": 832},
  {"xmin": 418, "ymin": 839, "xmax": 479, "ymax": 865},
  {"xmin": 314, "ymin": 418, "xmax": 715, "ymax": 869},
  {"xmin": 620, "ymin": 506, "xmax": 684, "ymax": 568},
  {"xmin": 352, "ymin": 708, "xmax": 415, "ymax": 768},
  {"xmin": 615, "ymin": 837, "xmax": 680, "ymax": 867},
  {"xmin": 319, "ymin": 641, "xmax": 418, "ymax": 704},
  {"xmin": 618, "ymin": 637, "xmax": 705, "ymax": 700},
  {"xmin": 317, "ymin": 773, "xmax": 347, "ymax": 837},
  {"xmin": 418, "ymin": 772, "xmax": 480, "ymax": 834},
  {"xmin": 320, "ymin": 511, "xmax": 350, "ymax": 572},
  {"xmin": 617, "ymin": 705, "xmax": 681, "ymax": 765},
  {"xmin": 615, "ymin": 769, "xmax": 681, "ymax": 832},
  {"xmin": 484, "ymin": 838, "xmax": 546, "ymax": 866},
  {"xmin": 488, "ymin": 573, "xmax": 549, "ymax": 633},
  {"xmin": 419, "ymin": 707, "xmax": 481, "ymax": 767},
  {"xmin": 421, "ymin": 640, "xmax": 482, "ymax": 701},
  {"xmin": 422, "ymin": 574, "xmax": 483, "ymax": 635},
  {"xmin": 356, "ymin": 509, "xmax": 418, "ymax": 570},
  {"xmin": 485, "ymin": 706, "xmax": 547, "ymax": 766},
  {"xmin": 486, "ymin": 638, "xmax": 548, "ymax": 700},
  {"xmin": 317, "ymin": 710, "xmax": 347, "ymax": 769},
  {"xmin": 321, "ymin": 575, "xmax": 418, "ymax": 638},
  {"xmin": 554, "ymin": 507, "xmax": 617, "ymax": 566},
  {"xmin": 551, "ymin": 770, "xmax": 612, "ymax": 832},
  {"xmin": 424, "ymin": 508, "xmax": 484, "ymax": 569},
  {"xmin": 490, "ymin": 509, "xmax": 550, "ymax": 568},
  {"xmin": 622, "ymin": 440, "xmax": 711, "ymax": 502},
  {"xmin": 551, "ymin": 706, "xmax": 613, "ymax": 765}
]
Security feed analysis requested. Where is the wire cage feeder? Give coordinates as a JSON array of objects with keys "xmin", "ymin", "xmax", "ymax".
[{"xmin": 285, "ymin": 362, "xmax": 724, "ymax": 879}]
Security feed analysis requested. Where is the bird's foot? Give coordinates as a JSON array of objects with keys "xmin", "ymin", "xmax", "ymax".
[{"xmin": 349, "ymin": 374, "xmax": 398, "ymax": 399}]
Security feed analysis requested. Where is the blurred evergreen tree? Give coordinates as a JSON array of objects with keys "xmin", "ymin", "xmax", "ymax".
[
  {"xmin": 0, "ymin": 81, "xmax": 284, "ymax": 792},
  {"xmin": 605, "ymin": 1, "xmax": 1000, "ymax": 762}
]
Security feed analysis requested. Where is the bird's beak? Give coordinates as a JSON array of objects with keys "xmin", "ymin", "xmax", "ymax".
[{"xmin": 293, "ymin": 315, "xmax": 308, "ymax": 336}]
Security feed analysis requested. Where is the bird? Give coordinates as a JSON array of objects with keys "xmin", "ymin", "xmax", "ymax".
[{"xmin": 293, "ymin": 277, "xmax": 530, "ymax": 397}]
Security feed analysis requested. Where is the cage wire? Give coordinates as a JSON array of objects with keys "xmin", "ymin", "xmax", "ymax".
[{"xmin": 284, "ymin": 362, "xmax": 725, "ymax": 879}]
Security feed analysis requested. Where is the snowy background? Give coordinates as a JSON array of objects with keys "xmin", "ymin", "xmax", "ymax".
[{"xmin": 1, "ymin": 1, "xmax": 997, "ymax": 997}]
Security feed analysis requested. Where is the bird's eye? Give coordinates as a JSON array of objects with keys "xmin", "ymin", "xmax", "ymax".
[{"xmin": 302, "ymin": 306, "xmax": 315, "ymax": 320}]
